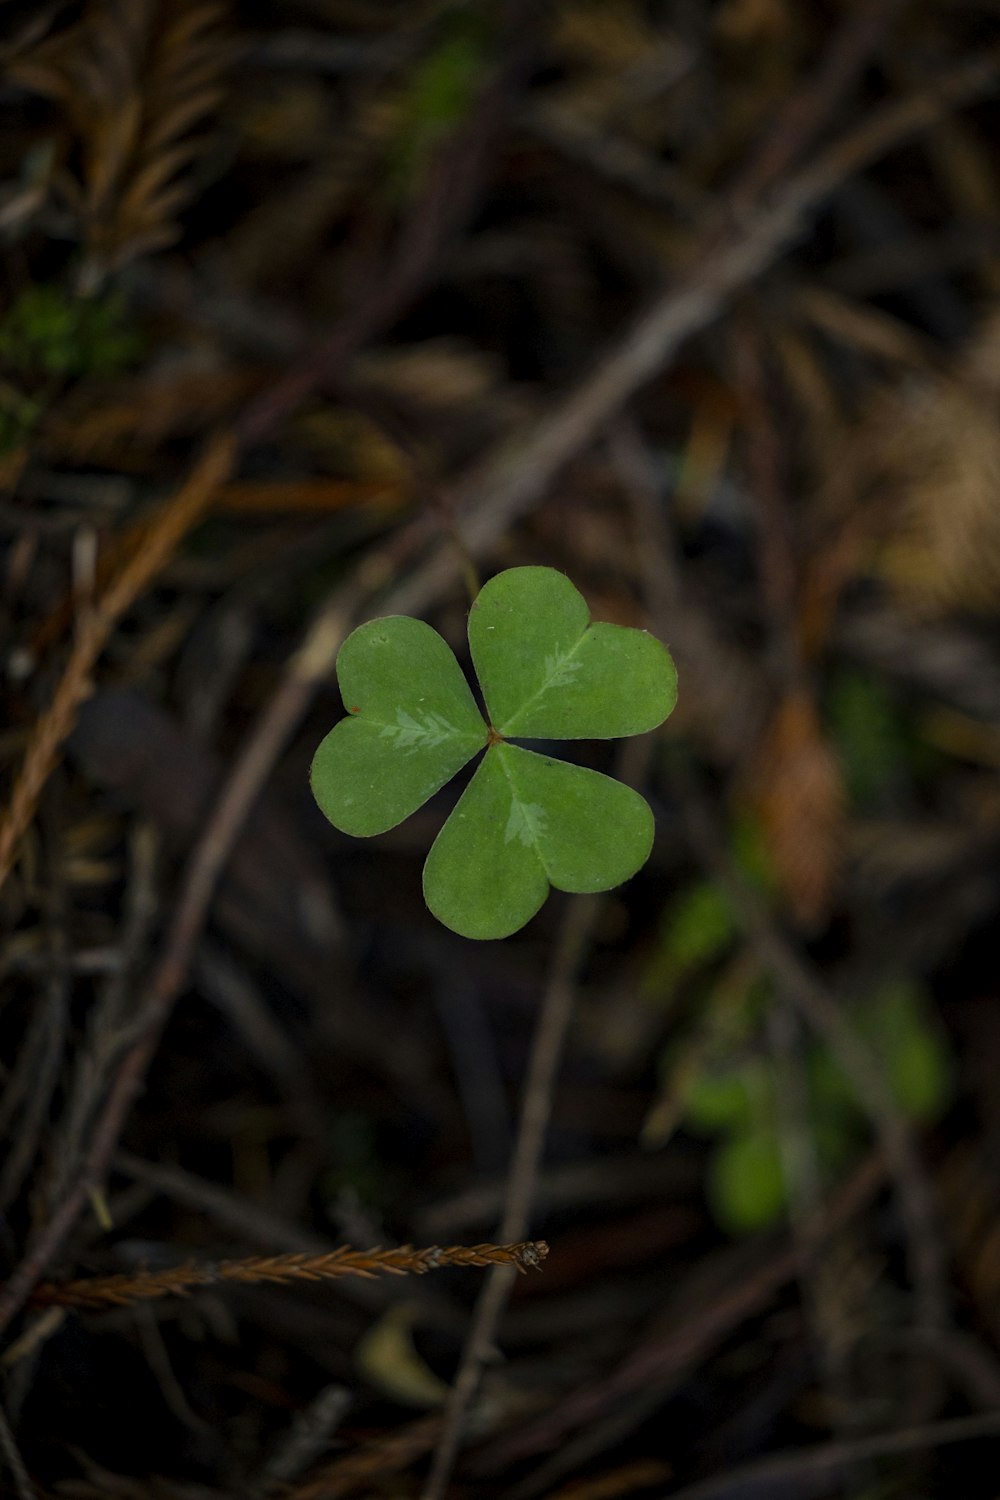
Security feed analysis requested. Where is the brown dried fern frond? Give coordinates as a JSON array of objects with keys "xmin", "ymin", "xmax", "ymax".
[
  {"xmin": 30, "ymin": 1241, "xmax": 549, "ymax": 1312},
  {"xmin": 10, "ymin": 0, "xmax": 229, "ymax": 283}
]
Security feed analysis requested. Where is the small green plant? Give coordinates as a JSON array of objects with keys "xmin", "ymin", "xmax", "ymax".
[{"xmin": 310, "ymin": 567, "xmax": 677, "ymax": 939}]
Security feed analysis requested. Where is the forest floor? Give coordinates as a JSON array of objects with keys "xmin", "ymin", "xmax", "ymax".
[{"xmin": 3, "ymin": 3, "xmax": 1000, "ymax": 1497}]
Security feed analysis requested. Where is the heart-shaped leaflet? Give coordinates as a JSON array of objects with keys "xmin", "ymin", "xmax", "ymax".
[
  {"xmin": 422, "ymin": 741, "xmax": 654, "ymax": 939},
  {"xmin": 310, "ymin": 615, "xmax": 486, "ymax": 837},
  {"xmin": 469, "ymin": 567, "xmax": 676, "ymax": 739}
]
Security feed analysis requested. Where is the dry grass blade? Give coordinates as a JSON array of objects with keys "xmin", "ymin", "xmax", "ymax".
[
  {"xmin": 0, "ymin": 433, "xmax": 234, "ymax": 892},
  {"xmin": 31, "ymin": 1241, "xmax": 549, "ymax": 1311},
  {"xmin": 10, "ymin": 0, "xmax": 229, "ymax": 282}
]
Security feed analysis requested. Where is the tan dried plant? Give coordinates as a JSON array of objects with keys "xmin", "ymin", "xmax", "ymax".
[
  {"xmin": 870, "ymin": 306, "xmax": 1000, "ymax": 616},
  {"xmin": 10, "ymin": 0, "xmax": 229, "ymax": 285}
]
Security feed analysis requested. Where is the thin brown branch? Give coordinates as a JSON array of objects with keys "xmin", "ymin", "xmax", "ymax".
[
  {"xmin": 731, "ymin": 0, "xmax": 912, "ymax": 203},
  {"xmin": 0, "ymin": 1398, "xmax": 36, "ymax": 1500},
  {"xmin": 46, "ymin": 824, "xmax": 159, "ymax": 1216},
  {"xmin": 252, "ymin": 1384, "xmax": 352, "ymax": 1499},
  {"xmin": 286, "ymin": 1396, "xmax": 543, "ymax": 1500},
  {"xmin": 421, "ymin": 896, "xmax": 599, "ymax": 1500},
  {"xmin": 30, "ymin": 1241, "xmax": 548, "ymax": 1312},
  {"xmin": 652, "ymin": 1412, "xmax": 1000, "ymax": 1500},
  {"xmin": 113, "ymin": 1152, "xmax": 332, "ymax": 1255},
  {"xmin": 0, "ymin": 432, "xmax": 235, "ymax": 891},
  {"xmin": 289, "ymin": 1413, "xmax": 443, "ymax": 1500}
]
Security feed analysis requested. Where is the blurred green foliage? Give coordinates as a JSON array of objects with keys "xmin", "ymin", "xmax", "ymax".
[
  {"xmin": 322, "ymin": 1112, "xmax": 386, "ymax": 1209},
  {"xmin": 682, "ymin": 978, "xmax": 952, "ymax": 1235},
  {"xmin": 827, "ymin": 670, "xmax": 910, "ymax": 805},
  {"xmin": 827, "ymin": 669, "xmax": 943, "ymax": 805},
  {"xmin": 0, "ymin": 385, "xmax": 43, "ymax": 455},
  {"xmin": 810, "ymin": 979, "xmax": 954, "ymax": 1127},
  {"xmin": 730, "ymin": 813, "xmax": 779, "ymax": 895},
  {"xmin": 387, "ymin": 19, "xmax": 487, "ymax": 196},
  {"xmin": 0, "ymin": 284, "xmax": 143, "ymax": 382},
  {"xmin": 642, "ymin": 879, "xmax": 737, "ymax": 999},
  {"xmin": 708, "ymin": 1126, "xmax": 787, "ymax": 1235},
  {"xmin": 683, "ymin": 1055, "xmax": 767, "ymax": 1136},
  {"xmin": 641, "ymin": 816, "xmax": 775, "ymax": 1003},
  {"xmin": 0, "ymin": 283, "xmax": 144, "ymax": 452}
]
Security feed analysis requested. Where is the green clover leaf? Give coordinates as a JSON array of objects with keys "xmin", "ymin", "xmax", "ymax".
[{"xmin": 311, "ymin": 566, "xmax": 677, "ymax": 939}]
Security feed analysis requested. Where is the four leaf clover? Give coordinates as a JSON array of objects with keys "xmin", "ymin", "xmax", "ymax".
[{"xmin": 310, "ymin": 567, "xmax": 677, "ymax": 938}]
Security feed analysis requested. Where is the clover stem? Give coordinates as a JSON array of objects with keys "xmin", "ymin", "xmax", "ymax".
[{"xmin": 486, "ymin": 725, "xmax": 505, "ymax": 747}]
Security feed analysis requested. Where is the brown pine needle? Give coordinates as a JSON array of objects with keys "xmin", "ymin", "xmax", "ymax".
[{"xmin": 30, "ymin": 1241, "xmax": 549, "ymax": 1312}]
